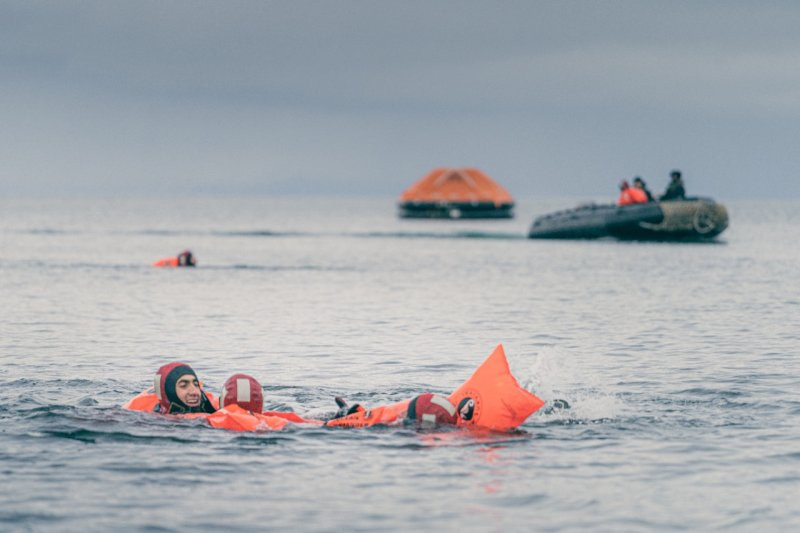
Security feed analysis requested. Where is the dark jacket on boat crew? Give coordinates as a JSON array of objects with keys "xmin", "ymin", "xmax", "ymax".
[
  {"xmin": 660, "ymin": 171, "xmax": 686, "ymax": 201},
  {"xmin": 633, "ymin": 177, "xmax": 655, "ymax": 202}
]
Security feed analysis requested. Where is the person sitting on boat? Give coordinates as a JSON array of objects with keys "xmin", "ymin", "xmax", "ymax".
[
  {"xmin": 617, "ymin": 180, "xmax": 648, "ymax": 206},
  {"xmin": 633, "ymin": 177, "xmax": 655, "ymax": 202},
  {"xmin": 660, "ymin": 170, "xmax": 686, "ymax": 201},
  {"xmin": 153, "ymin": 362, "xmax": 217, "ymax": 414}
]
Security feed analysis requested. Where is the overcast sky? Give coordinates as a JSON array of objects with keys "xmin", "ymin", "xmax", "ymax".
[{"xmin": 2, "ymin": 1, "xmax": 799, "ymax": 198}]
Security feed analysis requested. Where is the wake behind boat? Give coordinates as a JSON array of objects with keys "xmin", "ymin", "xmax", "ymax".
[{"xmin": 528, "ymin": 198, "xmax": 729, "ymax": 241}]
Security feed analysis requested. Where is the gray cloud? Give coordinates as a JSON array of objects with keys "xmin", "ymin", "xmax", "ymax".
[{"xmin": 2, "ymin": 1, "xmax": 799, "ymax": 198}]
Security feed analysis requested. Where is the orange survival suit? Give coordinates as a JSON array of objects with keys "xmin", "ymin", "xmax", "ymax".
[
  {"xmin": 124, "ymin": 363, "xmax": 320, "ymax": 431},
  {"xmin": 618, "ymin": 183, "xmax": 648, "ymax": 206},
  {"xmin": 326, "ymin": 344, "xmax": 544, "ymax": 431}
]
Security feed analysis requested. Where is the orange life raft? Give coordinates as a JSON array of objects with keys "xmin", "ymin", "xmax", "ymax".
[
  {"xmin": 326, "ymin": 344, "xmax": 544, "ymax": 431},
  {"xmin": 123, "ymin": 389, "xmax": 322, "ymax": 431}
]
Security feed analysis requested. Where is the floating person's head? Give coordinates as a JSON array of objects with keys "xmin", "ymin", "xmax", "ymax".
[
  {"xmin": 406, "ymin": 393, "xmax": 458, "ymax": 426},
  {"xmin": 619, "ymin": 180, "xmax": 630, "ymax": 190},
  {"xmin": 154, "ymin": 362, "xmax": 214, "ymax": 414},
  {"xmin": 670, "ymin": 170, "xmax": 682, "ymax": 180},
  {"xmin": 220, "ymin": 373, "xmax": 264, "ymax": 413},
  {"xmin": 633, "ymin": 177, "xmax": 645, "ymax": 187},
  {"xmin": 177, "ymin": 250, "xmax": 196, "ymax": 267}
]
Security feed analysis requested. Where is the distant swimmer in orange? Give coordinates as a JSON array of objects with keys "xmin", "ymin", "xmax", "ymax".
[
  {"xmin": 617, "ymin": 180, "xmax": 648, "ymax": 206},
  {"xmin": 152, "ymin": 249, "xmax": 196, "ymax": 267}
]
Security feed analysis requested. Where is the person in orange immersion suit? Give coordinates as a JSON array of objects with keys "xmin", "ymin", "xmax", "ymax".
[
  {"xmin": 617, "ymin": 180, "xmax": 648, "ymax": 206},
  {"xmin": 330, "ymin": 392, "xmax": 459, "ymax": 427},
  {"xmin": 176, "ymin": 250, "xmax": 196, "ymax": 266},
  {"xmin": 406, "ymin": 393, "xmax": 459, "ymax": 426},
  {"xmin": 152, "ymin": 249, "xmax": 196, "ymax": 267},
  {"xmin": 212, "ymin": 373, "xmax": 322, "ymax": 430},
  {"xmin": 219, "ymin": 373, "xmax": 264, "ymax": 412},
  {"xmin": 633, "ymin": 176, "xmax": 655, "ymax": 202},
  {"xmin": 153, "ymin": 362, "xmax": 217, "ymax": 414}
]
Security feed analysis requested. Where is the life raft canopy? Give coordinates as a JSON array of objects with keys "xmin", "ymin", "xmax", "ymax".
[{"xmin": 398, "ymin": 167, "xmax": 515, "ymax": 219}]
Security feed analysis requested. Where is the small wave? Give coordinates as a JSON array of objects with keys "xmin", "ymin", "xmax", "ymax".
[
  {"xmin": 37, "ymin": 427, "xmax": 199, "ymax": 444},
  {"xmin": 1, "ymin": 260, "xmax": 144, "ymax": 271},
  {"xmin": 12, "ymin": 226, "xmax": 528, "ymax": 241},
  {"xmin": 213, "ymin": 264, "xmax": 356, "ymax": 272},
  {"xmin": 350, "ymin": 230, "xmax": 525, "ymax": 240},
  {"xmin": 15, "ymin": 228, "xmax": 79, "ymax": 235},
  {"xmin": 213, "ymin": 230, "xmax": 311, "ymax": 237}
]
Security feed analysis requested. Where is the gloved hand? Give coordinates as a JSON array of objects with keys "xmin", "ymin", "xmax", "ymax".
[{"xmin": 332, "ymin": 396, "xmax": 364, "ymax": 419}]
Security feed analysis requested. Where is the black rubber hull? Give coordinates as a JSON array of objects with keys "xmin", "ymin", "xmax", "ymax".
[
  {"xmin": 399, "ymin": 202, "xmax": 514, "ymax": 219},
  {"xmin": 528, "ymin": 199, "xmax": 728, "ymax": 241}
]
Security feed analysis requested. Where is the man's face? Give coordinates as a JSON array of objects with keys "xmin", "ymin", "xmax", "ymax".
[{"xmin": 175, "ymin": 374, "xmax": 202, "ymax": 407}]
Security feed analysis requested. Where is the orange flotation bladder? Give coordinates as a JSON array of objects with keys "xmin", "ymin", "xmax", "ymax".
[
  {"xmin": 123, "ymin": 390, "xmax": 321, "ymax": 431},
  {"xmin": 206, "ymin": 404, "xmax": 288, "ymax": 431},
  {"xmin": 448, "ymin": 344, "xmax": 544, "ymax": 431},
  {"xmin": 152, "ymin": 257, "xmax": 180, "ymax": 267},
  {"xmin": 327, "ymin": 344, "xmax": 544, "ymax": 431}
]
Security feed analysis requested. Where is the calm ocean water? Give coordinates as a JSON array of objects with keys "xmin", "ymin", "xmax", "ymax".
[{"xmin": 1, "ymin": 196, "xmax": 798, "ymax": 532}]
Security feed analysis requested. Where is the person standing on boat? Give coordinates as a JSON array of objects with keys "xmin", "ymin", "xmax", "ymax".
[
  {"xmin": 618, "ymin": 180, "xmax": 648, "ymax": 206},
  {"xmin": 660, "ymin": 170, "xmax": 686, "ymax": 201},
  {"xmin": 633, "ymin": 177, "xmax": 655, "ymax": 202}
]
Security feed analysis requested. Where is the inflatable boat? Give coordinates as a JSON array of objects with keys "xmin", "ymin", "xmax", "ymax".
[{"xmin": 528, "ymin": 198, "xmax": 728, "ymax": 240}]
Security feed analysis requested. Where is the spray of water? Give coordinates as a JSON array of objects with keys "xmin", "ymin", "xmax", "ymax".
[{"xmin": 518, "ymin": 346, "xmax": 626, "ymax": 423}]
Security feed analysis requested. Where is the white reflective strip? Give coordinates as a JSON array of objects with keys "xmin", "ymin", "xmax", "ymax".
[
  {"xmin": 154, "ymin": 374, "xmax": 161, "ymax": 400},
  {"xmin": 430, "ymin": 395, "xmax": 456, "ymax": 416},
  {"xmin": 220, "ymin": 389, "xmax": 227, "ymax": 408},
  {"xmin": 422, "ymin": 413, "xmax": 437, "ymax": 425},
  {"xmin": 236, "ymin": 379, "xmax": 251, "ymax": 402}
]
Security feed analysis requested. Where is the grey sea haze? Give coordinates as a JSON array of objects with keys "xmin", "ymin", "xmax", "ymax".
[{"xmin": 1, "ymin": 196, "xmax": 799, "ymax": 531}]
